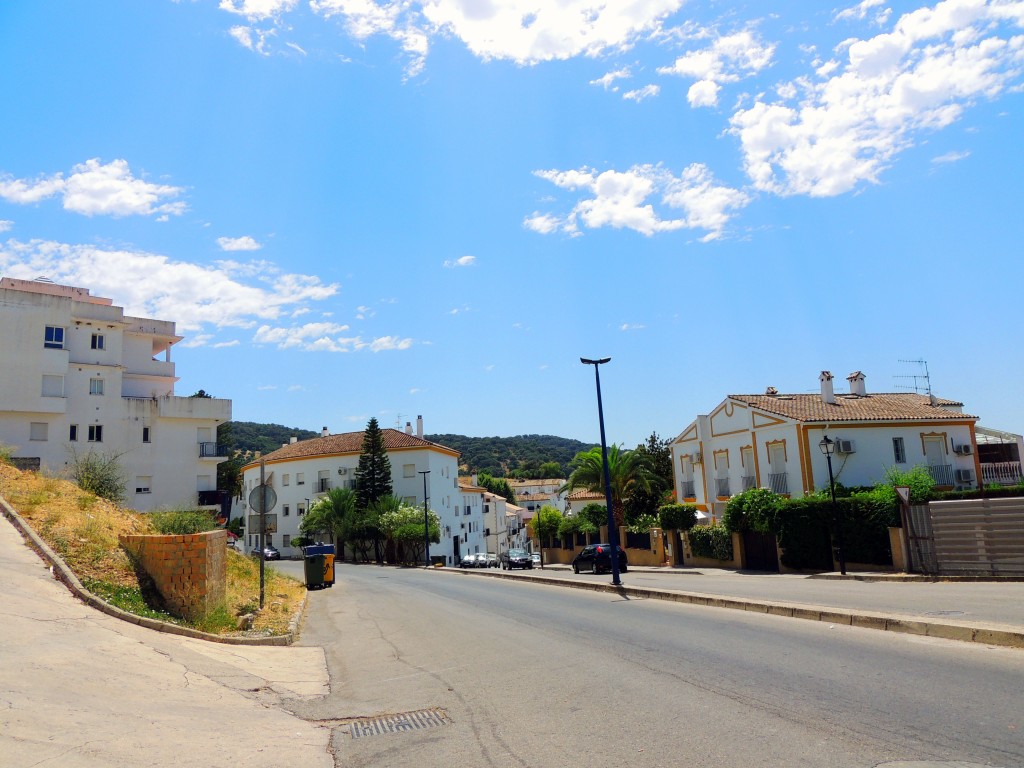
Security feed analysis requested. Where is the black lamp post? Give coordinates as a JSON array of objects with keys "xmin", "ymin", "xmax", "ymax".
[
  {"xmin": 580, "ymin": 356, "xmax": 622, "ymax": 587},
  {"xmin": 419, "ymin": 470, "xmax": 431, "ymax": 568},
  {"xmin": 818, "ymin": 435, "xmax": 847, "ymax": 575}
]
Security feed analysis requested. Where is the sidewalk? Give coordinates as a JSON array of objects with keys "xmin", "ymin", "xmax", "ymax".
[
  {"xmin": 461, "ymin": 563, "xmax": 1024, "ymax": 649},
  {"xmin": 0, "ymin": 510, "xmax": 332, "ymax": 768}
]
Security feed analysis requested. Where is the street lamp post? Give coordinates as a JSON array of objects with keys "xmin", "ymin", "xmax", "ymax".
[
  {"xmin": 419, "ymin": 470, "xmax": 431, "ymax": 568},
  {"xmin": 580, "ymin": 356, "xmax": 622, "ymax": 587},
  {"xmin": 818, "ymin": 435, "xmax": 847, "ymax": 575}
]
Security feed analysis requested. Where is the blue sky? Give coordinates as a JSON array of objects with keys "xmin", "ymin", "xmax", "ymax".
[{"xmin": 2, "ymin": 0, "xmax": 1022, "ymax": 448}]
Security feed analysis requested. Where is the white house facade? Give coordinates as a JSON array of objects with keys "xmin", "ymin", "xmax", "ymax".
[
  {"xmin": 0, "ymin": 277, "xmax": 231, "ymax": 512},
  {"xmin": 507, "ymin": 478, "xmax": 568, "ymax": 514},
  {"xmin": 671, "ymin": 370, "xmax": 982, "ymax": 523},
  {"xmin": 240, "ymin": 419, "xmax": 478, "ymax": 563}
]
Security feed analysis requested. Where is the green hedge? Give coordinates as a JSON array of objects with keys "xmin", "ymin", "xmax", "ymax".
[
  {"xmin": 658, "ymin": 503, "xmax": 698, "ymax": 531},
  {"xmin": 687, "ymin": 525, "xmax": 734, "ymax": 561},
  {"xmin": 776, "ymin": 494, "xmax": 896, "ymax": 569}
]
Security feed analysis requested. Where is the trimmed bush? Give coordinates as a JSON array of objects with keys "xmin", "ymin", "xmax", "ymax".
[
  {"xmin": 723, "ymin": 488, "xmax": 782, "ymax": 534},
  {"xmin": 658, "ymin": 503, "xmax": 698, "ymax": 531},
  {"xmin": 687, "ymin": 525, "xmax": 734, "ymax": 561}
]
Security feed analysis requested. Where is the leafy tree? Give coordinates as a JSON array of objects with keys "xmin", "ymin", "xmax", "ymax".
[
  {"xmin": 559, "ymin": 513, "xmax": 597, "ymax": 539},
  {"xmin": 658, "ymin": 503, "xmax": 698, "ymax": 532},
  {"xmin": 216, "ymin": 423, "xmax": 244, "ymax": 499},
  {"xmin": 355, "ymin": 417, "xmax": 393, "ymax": 510},
  {"xmin": 623, "ymin": 432, "xmax": 674, "ymax": 524},
  {"xmin": 378, "ymin": 503, "xmax": 440, "ymax": 565},
  {"xmin": 723, "ymin": 488, "xmax": 783, "ymax": 534},
  {"xmin": 539, "ymin": 461, "xmax": 563, "ymax": 479},
  {"xmin": 562, "ymin": 445, "xmax": 654, "ymax": 528},
  {"xmin": 189, "ymin": 389, "xmax": 213, "ymax": 398},
  {"xmin": 476, "ymin": 472, "xmax": 516, "ymax": 505},
  {"xmin": 302, "ymin": 487, "xmax": 355, "ymax": 548},
  {"xmin": 877, "ymin": 465, "xmax": 936, "ymax": 506},
  {"xmin": 531, "ymin": 505, "xmax": 563, "ymax": 547},
  {"xmin": 579, "ymin": 502, "xmax": 609, "ymax": 530},
  {"xmin": 427, "ymin": 433, "xmax": 593, "ymax": 477}
]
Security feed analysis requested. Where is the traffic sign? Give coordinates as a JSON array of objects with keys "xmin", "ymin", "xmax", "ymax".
[
  {"xmin": 895, "ymin": 485, "xmax": 911, "ymax": 506},
  {"xmin": 248, "ymin": 484, "xmax": 277, "ymax": 513}
]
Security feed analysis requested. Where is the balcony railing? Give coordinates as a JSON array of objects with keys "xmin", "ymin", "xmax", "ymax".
[
  {"xmin": 715, "ymin": 478, "xmax": 730, "ymax": 497},
  {"xmin": 768, "ymin": 472, "xmax": 789, "ymax": 495},
  {"xmin": 681, "ymin": 480, "xmax": 696, "ymax": 498},
  {"xmin": 741, "ymin": 475, "xmax": 756, "ymax": 491},
  {"xmin": 981, "ymin": 461, "xmax": 1023, "ymax": 485},
  {"xmin": 927, "ymin": 463, "xmax": 954, "ymax": 486},
  {"xmin": 317, "ymin": 478, "xmax": 332, "ymax": 493},
  {"xmin": 198, "ymin": 442, "xmax": 222, "ymax": 458}
]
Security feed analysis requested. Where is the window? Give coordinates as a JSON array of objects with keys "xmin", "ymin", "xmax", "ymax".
[
  {"xmin": 283, "ymin": 534, "xmax": 291, "ymax": 548},
  {"xmin": 89, "ymin": 378, "xmax": 104, "ymax": 395},
  {"xmin": 297, "ymin": 503, "xmax": 306, "ymax": 516},
  {"xmin": 91, "ymin": 333, "xmax": 104, "ymax": 350},
  {"xmin": 296, "ymin": 473, "xmax": 305, "ymax": 485},
  {"xmin": 893, "ymin": 437, "xmax": 907, "ymax": 464},
  {"xmin": 69, "ymin": 424, "xmax": 78, "ymax": 442},
  {"xmin": 142, "ymin": 426, "xmax": 151, "ymax": 443},
  {"xmin": 404, "ymin": 496, "xmax": 417, "ymax": 505},
  {"xmin": 88, "ymin": 425, "xmax": 103, "ymax": 442},
  {"xmin": 44, "ymin": 326, "xmax": 64, "ymax": 349},
  {"xmin": 283, "ymin": 474, "xmax": 290, "ymax": 486},
  {"xmin": 404, "ymin": 464, "xmax": 416, "ymax": 478},
  {"xmin": 135, "ymin": 476, "xmax": 152, "ymax": 494},
  {"xmin": 30, "ymin": 422, "xmax": 48, "ymax": 441},
  {"xmin": 283, "ymin": 504, "xmax": 290, "ymax": 517},
  {"xmin": 41, "ymin": 374, "xmax": 64, "ymax": 397}
]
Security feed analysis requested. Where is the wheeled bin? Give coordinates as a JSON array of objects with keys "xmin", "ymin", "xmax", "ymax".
[{"xmin": 303, "ymin": 544, "xmax": 335, "ymax": 589}]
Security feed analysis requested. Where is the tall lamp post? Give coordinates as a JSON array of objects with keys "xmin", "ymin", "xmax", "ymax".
[
  {"xmin": 580, "ymin": 356, "xmax": 622, "ymax": 587},
  {"xmin": 818, "ymin": 435, "xmax": 847, "ymax": 576},
  {"xmin": 419, "ymin": 470, "xmax": 431, "ymax": 568}
]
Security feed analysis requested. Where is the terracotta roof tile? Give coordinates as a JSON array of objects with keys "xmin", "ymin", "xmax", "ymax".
[
  {"xmin": 729, "ymin": 392, "xmax": 975, "ymax": 423},
  {"xmin": 245, "ymin": 428, "xmax": 458, "ymax": 468}
]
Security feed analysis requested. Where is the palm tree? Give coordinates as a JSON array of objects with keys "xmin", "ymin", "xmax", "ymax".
[
  {"xmin": 302, "ymin": 487, "xmax": 356, "ymax": 552},
  {"xmin": 561, "ymin": 445, "xmax": 654, "ymax": 528}
]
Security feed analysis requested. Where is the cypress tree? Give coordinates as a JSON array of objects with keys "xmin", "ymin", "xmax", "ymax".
[{"xmin": 355, "ymin": 417, "xmax": 393, "ymax": 511}]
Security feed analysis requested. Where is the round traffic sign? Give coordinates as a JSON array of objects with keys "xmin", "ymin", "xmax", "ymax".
[{"xmin": 248, "ymin": 484, "xmax": 277, "ymax": 513}]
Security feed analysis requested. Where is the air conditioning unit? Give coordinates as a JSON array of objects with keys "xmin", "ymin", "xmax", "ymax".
[
  {"xmin": 953, "ymin": 444, "xmax": 973, "ymax": 455},
  {"xmin": 837, "ymin": 439, "xmax": 856, "ymax": 454},
  {"xmin": 955, "ymin": 469, "xmax": 974, "ymax": 483},
  {"xmin": 338, "ymin": 467, "xmax": 347, "ymax": 475}
]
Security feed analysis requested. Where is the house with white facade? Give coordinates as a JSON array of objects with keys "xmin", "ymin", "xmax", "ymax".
[
  {"xmin": 240, "ymin": 417, "xmax": 481, "ymax": 563},
  {"xmin": 507, "ymin": 478, "xmax": 568, "ymax": 514},
  {"xmin": 671, "ymin": 371, "xmax": 983, "ymax": 522},
  {"xmin": 0, "ymin": 277, "xmax": 231, "ymax": 512}
]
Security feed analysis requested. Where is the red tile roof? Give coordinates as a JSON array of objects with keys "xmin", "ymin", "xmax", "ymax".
[
  {"xmin": 244, "ymin": 428, "xmax": 459, "ymax": 468},
  {"xmin": 729, "ymin": 393, "xmax": 975, "ymax": 423}
]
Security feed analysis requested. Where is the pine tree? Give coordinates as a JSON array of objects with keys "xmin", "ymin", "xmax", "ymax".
[{"xmin": 355, "ymin": 417, "xmax": 393, "ymax": 511}]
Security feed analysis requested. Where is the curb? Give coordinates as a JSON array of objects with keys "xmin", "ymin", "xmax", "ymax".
[
  {"xmin": 442, "ymin": 566, "xmax": 1024, "ymax": 650},
  {"xmin": 0, "ymin": 495, "xmax": 303, "ymax": 646}
]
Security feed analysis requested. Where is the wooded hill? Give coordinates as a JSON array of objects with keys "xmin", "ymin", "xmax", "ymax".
[{"xmin": 220, "ymin": 422, "xmax": 593, "ymax": 478}]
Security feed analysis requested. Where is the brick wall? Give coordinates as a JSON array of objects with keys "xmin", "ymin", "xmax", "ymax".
[{"xmin": 119, "ymin": 529, "xmax": 227, "ymax": 621}]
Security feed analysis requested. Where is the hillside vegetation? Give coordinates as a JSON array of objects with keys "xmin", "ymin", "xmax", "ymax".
[{"xmin": 425, "ymin": 433, "xmax": 595, "ymax": 477}]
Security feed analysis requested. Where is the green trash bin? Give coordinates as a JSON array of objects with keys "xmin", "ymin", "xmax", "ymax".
[{"xmin": 303, "ymin": 544, "xmax": 335, "ymax": 589}]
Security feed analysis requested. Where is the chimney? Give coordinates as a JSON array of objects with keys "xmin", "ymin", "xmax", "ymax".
[
  {"xmin": 416, "ymin": 415, "xmax": 423, "ymax": 439},
  {"xmin": 847, "ymin": 371, "xmax": 866, "ymax": 397},
  {"xmin": 322, "ymin": 426, "xmax": 329, "ymax": 437},
  {"xmin": 405, "ymin": 421, "xmax": 413, "ymax": 435},
  {"xmin": 765, "ymin": 386, "xmax": 778, "ymax": 396},
  {"xmin": 819, "ymin": 371, "xmax": 836, "ymax": 404},
  {"xmin": 290, "ymin": 436, "xmax": 298, "ymax": 444}
]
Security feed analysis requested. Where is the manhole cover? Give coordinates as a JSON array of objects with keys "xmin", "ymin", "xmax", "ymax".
[{"xmin": 350, "ymin": 708, "xmax": 452, "ymax": 739}]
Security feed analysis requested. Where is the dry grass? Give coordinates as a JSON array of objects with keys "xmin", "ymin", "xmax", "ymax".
[{"xmin": 0, "ymin": 462, "xmax": 305, "ymax": 636}]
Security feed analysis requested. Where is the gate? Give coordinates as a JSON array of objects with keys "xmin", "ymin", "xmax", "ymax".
[
  {"xmin": 904, "ymin": 504, "xmax": 937, "ymax": 574},
  {"xmin": 741, "ymin": 530, "xmax": 779, "ymax": 572}
]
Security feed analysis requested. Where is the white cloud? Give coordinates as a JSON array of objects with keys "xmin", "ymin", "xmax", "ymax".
[
  {"xmin": 0, "ymin": 159, "xmax": 186, "ymax": 218},
  {"xmin": 213, "ymin": 340, "xmax": 241, "ymax": 348},
  {"xmin": 932, "ymin": 149, "xmax": 971, "ymax": 163},
  {"xmin": 591, "ymin": 66, "xmax": 632, "ymax": 91},
  {"xmin": 835, "ymin": 0, "xmax": 892, "ymax": 25},
  {"xmin": 730, "ymin": 0, "xmax": 1024, "ymax": 197},
  {"xmin": 368, "ymin": 335, "xmax": 413, "ymax": 352},
  {"xmin": 286, "ymin": 41, "xmax": 307, "ymax": 55},
  {"xmin": 217, "ymin": 235, "xmax": 263, "ymax": 251},
  {"xmin": 443, "ymin": 254, "xmax": 476, "ymax": 268},
  {"xmin": 257, "ymin": 385, "xmax": 278, "ymax": 390},
  {"xmin": 0, "ymin": 220, "xmax": 11, "ymax": 233},
  {"xmin": 659, "ymin": 30, "xmax": 776, "ymax": 108},
  {"xmin": 252, "ymin": 323, "xmax": 412, "ymax": 353},
  {"xmin": 527, "ymin": 163, "xmax": 750, "ymax": 240},
  {"xmin": 219, "ymin": 0, "xmax": 299, "ymax": 21},
  {"xmin": 0, "ymin": 240, "xmax": 339, "ymax": 341},
  {"xmin": 620, "ymin": 323, "xmax": 645, "ymax": 331},
  {"xmin": 409, "ymin": 387, "xmax": 421, "ymax": 394},
  {"xmin": 624, "ymin": 84, "xmax": 660, "ymax": 101}
]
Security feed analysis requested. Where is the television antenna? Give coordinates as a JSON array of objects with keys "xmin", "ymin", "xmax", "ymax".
[{"xmin": 894, "ymin": 358, "xmax": 932, "ymax": 396}]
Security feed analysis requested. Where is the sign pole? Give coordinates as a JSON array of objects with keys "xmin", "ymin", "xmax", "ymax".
[{"xmin": 259, "ymin": 460, "xmax": 266, "ymax": 608}]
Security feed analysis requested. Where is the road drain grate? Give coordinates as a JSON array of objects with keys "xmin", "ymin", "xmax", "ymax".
[{"xmin": 350, "ymin": 708, "xmax": 452, "ymax": 739}]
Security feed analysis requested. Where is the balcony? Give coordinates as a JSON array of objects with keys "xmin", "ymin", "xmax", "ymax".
[
  {"xmin": 927, "ymin": 463, "xmax": 954, "ymax": 486},
  {"xmin": 741, "ymin": 475, "xmax": 756, "ymax": 491},
  {"xmin": 197, "ymin": 490, "xmax": 224, "ymax": 507},
  {"xmin": 715, "ymin": 478, "xmax": 730, "ymax": 497},
  {"xmin": 681, "ymin": 481, "xmax": 696, "ymax": 499},
  {"xmin": 768, "ymin": 472, "xmax": 789, "ymax": 495},
  {"xmin": 198, "ymin": 442, "xmax": 224, "ymax": 458},
  {"xmin": 158, "ymin": 395, "xmax": 231, "ymax": 421},
  {"xmin": 316, "ymin": 478, "xmax": 332, "ymax": 493},
  {"xmin": 981, "ymin": 461, "xmax": 1023, "ymax": 486}
]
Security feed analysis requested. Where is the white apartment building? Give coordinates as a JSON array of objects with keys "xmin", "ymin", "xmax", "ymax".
[
  {"xmin": 240, "ymin": 417, "xmax": 477, "ymax": 563},
  {"xmin": 0, "ymin": 277, "xmax": 231, "ymax": 511}
]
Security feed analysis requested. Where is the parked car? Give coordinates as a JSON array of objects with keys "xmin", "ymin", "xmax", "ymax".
[
  {"xmin": 530, "ymin": 553, "xmax": 541, "ymax": 567},
  {"xmin": 571, "ymin": 543, "xmax": 627, "ymax": 574},
  {"xmin": 259, "ymin": 545, "xmax": 281, "ymax": 561},
  {"xmin": 485, "ymin": 553, "xmax": 499, "ymax": 568},
  {"xmin": 460, "ymin": 553, "xmax": 477, "ymax": 568},
  {"xmin": 500, "ymin": 549, "xmax": 533, "ymax": 570},
  {"xmin": 473, "ymin": 552, "xmax": 490, "ymax": 567}
]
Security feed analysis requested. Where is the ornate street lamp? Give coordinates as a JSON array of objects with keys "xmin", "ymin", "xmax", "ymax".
[
  {"xmin": 580, "ymin": 357, "xmax": 622, "ymax": 587},
  {"xmin": 818, "ymin": 435, "xmax": 847, "ymax": 575}
]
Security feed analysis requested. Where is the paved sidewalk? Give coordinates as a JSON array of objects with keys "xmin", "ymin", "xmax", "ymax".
[
  {"xmin": 0, "ymin": 512, "xmax": 333, "ymax": 768},
  {"xmin": 456, "ymin": 563, "xmax": 1024, "ymax": 649}
]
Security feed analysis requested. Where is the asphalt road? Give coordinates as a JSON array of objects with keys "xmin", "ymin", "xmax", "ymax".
[{"xmin": 279, "ymin": 563, "xmax": 1024, "ymax": 768}]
